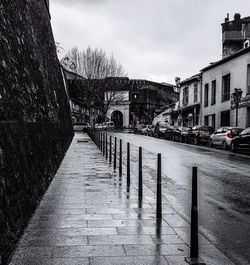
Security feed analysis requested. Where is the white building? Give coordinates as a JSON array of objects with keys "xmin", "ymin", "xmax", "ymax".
[{"xmin": 201, "ymin": 46, "xmax": 250, "ymax": 130}]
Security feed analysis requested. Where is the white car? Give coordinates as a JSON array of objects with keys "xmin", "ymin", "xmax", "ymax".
[
  {"xmin": 141, "ymin": 125, "xmax": 153, "ymax": 135},
  {"xmin": 102, "ymin": 121, "xmax": 114, "ymax": 130},
  {"xmin": 209, "ymin": 127, "xmax": 244, "ymax": 150},
  {"xmin": 94, "ymin": 123, "xmax": 103, "ymax": 130}
]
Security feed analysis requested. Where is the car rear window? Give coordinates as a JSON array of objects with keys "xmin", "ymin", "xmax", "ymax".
[
  {"xmin": 231, "ymin": 128, "xmax": 244, "ymax": 136},
  {"xmin": 201, "ymin": 127, "xmax": 213, "ymax": 132},
  {"xmin": 160, "ymin": 123, "xmax": 170, "ymax": 128},
  {"xmin": 240, "ymin": 128, "xmax": 250, "ymax": 135}
]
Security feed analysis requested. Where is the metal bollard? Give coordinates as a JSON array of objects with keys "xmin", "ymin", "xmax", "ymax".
[
  {"xmin": 100, "ymin": 133, "xmax": 102, "ymax": 152},
  {"xmin": 138, "ymin": 147, "xmax": 143, "ymax": 199},
  {"xmin": 127, "ymin": 142, "xmax": 130, "ymax": 187},
  {"xmin": 185, "ymin": 167, "xmax": 206, "ymax": 265},
  {"xmin": 103, "ymin": 133, "xmax": 105, "ymax": 156},
  {"xmin": 156, "ymin": 153, "xmax": 162, "ymax": 219},
  {"xmin": 106, "ymin": 134, "xmax": 108, "ymax": 160},
  {"xmin": 119, "ymin": 139, "xmax": 122, "ymax": 176},
  {"xmin": 109, "ymin": 135, "xmax": 112, "ymax": 164},
  {"xmin": 114, "ymin": 137, "xmax": 117, "ymax": 170}
]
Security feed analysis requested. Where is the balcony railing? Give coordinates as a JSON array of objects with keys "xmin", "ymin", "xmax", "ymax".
[{"xmin": 223, "ymin": 31, "xmax": 243, "ymax": 42}]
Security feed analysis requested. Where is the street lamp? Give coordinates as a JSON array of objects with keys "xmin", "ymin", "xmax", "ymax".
[{"xmin": 231, "ymin": 88, "xmax": 243, "ymax": 127}]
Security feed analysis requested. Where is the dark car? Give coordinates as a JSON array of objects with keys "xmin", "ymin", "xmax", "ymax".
[
  {"xmin": 134, "ymin": 124, "xmax": 146, "ymax": 134},
  {"xmin": 164, "ymin": 125, "xmax": 174, "ymax": 140},
  {"xmin": 230, "ymin": 127, "xmax": 250, "ymax": 152},
  {"xmin": 73, "ymin": 122, "xmax": 90, "ymax": 132},
  {"xmin": 187, "ymin": 125, "xmax": 214, "ymax": 145},
  {"xmin": 154, "ymin": 122, "xmax": 171, "ymax": 138},
  {"xmin": 173, "ymin": 126, "xmax": 191, "ymax": 142}
]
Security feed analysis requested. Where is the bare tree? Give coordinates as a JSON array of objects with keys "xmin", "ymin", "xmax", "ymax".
[
  {"xmin": 61, "ymin": 46, "xmax": 127, "ymax": 121},
  {"xmin": 62, "ymin": 46, "xmax": 126, "ymax": 79}
]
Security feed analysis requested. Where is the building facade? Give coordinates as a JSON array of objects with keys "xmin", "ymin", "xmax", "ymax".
[
  {"xmin": 176, "ymin": 74, "xmax": 201, "ymax": 127},
  {"xmin": 201, "ymin": 46, "xmax": 250, "ymax": 130},
  {"xmin": 62, "ymin": 68, "xmax": 103, "ymax": 125},
  {"xmin": 160, "ymin": 74, "xmax": 201, "ymax": 127},
  {"xmin": 66, "ymin": 76, "xmax": 178, "ymax": 128},
  {"xmin": 105, "ymin": 78, "xmax": 178, "ymax": 127}
]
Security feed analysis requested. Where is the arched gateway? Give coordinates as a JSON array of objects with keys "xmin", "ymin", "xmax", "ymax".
[{"xmin": 111, "ymin": 111, "xmax": 123, "ymax": 128}]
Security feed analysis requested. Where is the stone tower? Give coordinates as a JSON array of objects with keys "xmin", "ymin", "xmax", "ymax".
[{"xmin": 222, "ymin": 13, "xmax": 250, "ymax": 58}]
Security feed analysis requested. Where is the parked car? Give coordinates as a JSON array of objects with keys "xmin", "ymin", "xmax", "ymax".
[
  {"xmin": 172, "ymin": 126, "xmax": 191, "ymax": 142},
  {"xmin": 102, "ymin": 121, "xmax": 114, "ymax": 130},
  {"xmin": 209, "ymin": 127, "xmax": 244, "ymax": 150},
  {"xmin": 94, "ymin": 123, "xmax": 103, "ymax": 130},
  {"xmin": 164, "ymin": 125, "xmax": 174, "ymax": 140},
  {"xmin": 230, "ymin": 127, "xmax": 250, "ymax": 152},
  {"xmin": 73, "ymin": 122, "xmax": 90, "ymax": 132},
  {"xmin": 141, "ymin": 125, "xmax": 153, "ymax": 135},
  {"xmin": 147, "ymin": 125, "xmax": 155, "ymax": 137},
  {"xmin": 154, "ymin": 122, "xmax": 171, "ymax": 138},
  {"xmin": 187, "ymin": 125, "xmax": 214, "ymax": 145},
  {"xmin": 134, "ymin": 124, "xmax": 146, "ymax": 134}
]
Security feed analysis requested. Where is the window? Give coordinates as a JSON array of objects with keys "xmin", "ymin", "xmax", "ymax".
[
  {"xmin": 204, "ymin": 115, "xmax": 209, "ymax": 126},
  {"xmin": 222, "ymin": 74, "xmax": 230, "ymax": 101},
  {"xmin": 247, "ymin": 64, "xmax": 250, "ymax": 94},
  {"xmin": 221, "ymin": 110, "xmax": 230, "ymax": 126},
  {"xmin": 194, "ymin": 83, "xmax": 198, "ymax": 103},
  {"xmin": 212, "ymin": 114, "xmax": 216, "ymax": 129},
  {"xmin": 183, "ymin": 87, "xmax": 189, "ymax": 106},
  {"xmin": 204, "ymin": 83, "xmax": 209, "ymax": 107},
  {"xmin": 211, "ymin": 80, "xmax": 216, "ymax": 105}
]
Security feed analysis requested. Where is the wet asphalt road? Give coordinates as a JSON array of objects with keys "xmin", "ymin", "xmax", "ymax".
[{"xmin": 111, "ymin": 133, "xmax": 250, "ymax": 265}]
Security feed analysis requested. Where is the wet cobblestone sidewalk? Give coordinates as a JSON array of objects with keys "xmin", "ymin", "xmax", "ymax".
[{"xmin": 9, "ymin": 133, "xmax": 234, "ymax": 265}]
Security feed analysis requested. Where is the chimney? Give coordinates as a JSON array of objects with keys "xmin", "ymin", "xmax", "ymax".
[
  {"xmin": 225, "ymin": 13, "xmax": 229, "ymax": 23},
  {"xmin": 234, "ymin": 13, "xmax": 241, "ymax": 20}
]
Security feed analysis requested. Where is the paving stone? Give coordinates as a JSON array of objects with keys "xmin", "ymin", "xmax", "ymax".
[
  {"xmin": 163, "ymin": 214, "xmax": 189, "ymax": 227},
  {"xmin": 87, "ymin": 208, "xmax": 136, "ymax": 214},
  {"xmin": 52, "ymin": 245, "xmax": 125, "ymax": 258},
  {"xmin": 151, "ymin": 234, "xmax": 186, "ymax": 244},
  {"xmin": 117, "ymin": 226, "xmax": 176, "ymax": 235},
  {"xmin": 164, "ymin": 256, "xmax": 188, "ymax": 265},
  {"xmin": 28, "ymin": 220, "xmax": 88, "ymax": 229},
  {"xmin": 35, "ymin": 208, "xmax": 87, "ymax": 215},
  {"xmin": 11, "ymin": 247, "xmax": 53, "ymax": 260},
  {"xmin": 89, "ymin": 256, "xmax": 168, "ymax": 265},
  {"xmin": 124, "ymin": 244, "xmax": 189, "ymax": 256},
  {"xmin": 88, "ymin": 235, "xmax": 155, "ymax": 245},
  {"xmin": 112, "ymin": 213, "xmax": 156, "ymax": 220},
  {"xmin": 9, "ymin": 257, "xmax": 89, "ymax": 265},
  {"xmin": 24, "ymin": 227, "xmax": 118, "ymax": 238},
  {"xmin": 173, "ymin": 227, "xmax": 211, "ymax": 246},
  {"xmin": 87, "ymin": 219, "xmax": 144, "ymax": 228},
  {"xmin": 19, "ymin": 234, "xmax": 88, "ymax": 247}
]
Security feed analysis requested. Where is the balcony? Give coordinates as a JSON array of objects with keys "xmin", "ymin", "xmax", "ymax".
[{"xmin": 223, "ymin": 31, "xmax": 243, "ymax": 42}]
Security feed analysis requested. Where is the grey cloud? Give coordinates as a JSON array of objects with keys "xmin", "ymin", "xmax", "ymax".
[{"xmin": 50, "ymin": 0, "xmax": 250, "ymax": 83}]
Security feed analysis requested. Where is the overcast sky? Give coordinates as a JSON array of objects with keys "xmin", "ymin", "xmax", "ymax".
[{"xmin": 50, "ymin": 0, "xmax": 250, "ymax": 84}]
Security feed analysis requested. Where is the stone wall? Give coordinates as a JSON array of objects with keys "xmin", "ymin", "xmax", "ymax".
[{"xmin": 0, "ymin": 0, "xmax": 73, "ymax": 264}]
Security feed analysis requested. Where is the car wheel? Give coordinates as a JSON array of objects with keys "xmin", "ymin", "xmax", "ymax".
[
  {"xmin": 222, "ymin": 141, "xmax": 228, "ymax": 151},
  {"xmin": 230, "ymin": 142, "xmax": 237, "ymax": 152},
  {"xmin": 209, "ymin": 139, "xmax": 213, "ymax": 148}
]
